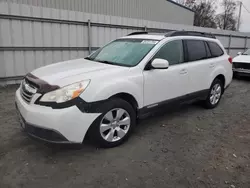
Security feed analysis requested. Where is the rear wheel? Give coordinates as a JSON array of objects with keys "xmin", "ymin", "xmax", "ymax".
[
  {"xmin": 203, "ymin": 79, "xmax": 223, "ymax": 109},
  {"xmin": 88, "ymin": 98, "xmax": 136, "ymax": 148}
]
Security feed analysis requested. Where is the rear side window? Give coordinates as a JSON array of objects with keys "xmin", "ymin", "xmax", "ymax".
[
  {"xmin": 186, "ymin": 40, "xmax": 207, "ymax": 62},
  {"xmin": 207, "ymin": 42, "xmax": 224, "ymax": 57}
]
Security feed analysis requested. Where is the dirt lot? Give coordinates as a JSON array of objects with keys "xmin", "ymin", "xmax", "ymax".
[{"xmin": 0, "ymin": 79, "xmax": 250, "ymax": 188}]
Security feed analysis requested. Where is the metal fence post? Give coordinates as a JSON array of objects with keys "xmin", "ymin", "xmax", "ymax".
[
  {"xmin": 244, "ymin": 36, "xmax": 248, "ymax": 51},
  {"xmin": 228, "ymin": 35, "xmax": 232, "ymax": 54},
  {"xmin": 88, "ymin": 19, "xmax": 92, "ymax": 55}
]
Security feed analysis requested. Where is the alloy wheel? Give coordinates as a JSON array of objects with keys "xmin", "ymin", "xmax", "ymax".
[
  {"xmin": 100, "ymin": 108, "xmax": 131, "ymax": 142},
  {"xmin": 210, "ymin": 83, "xmax": 222, "ymax": 105}
]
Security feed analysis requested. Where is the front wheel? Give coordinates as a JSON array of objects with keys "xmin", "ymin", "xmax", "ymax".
[
  {"xmin": 88, "ymin": 98, "xmax": 136, "ymax": 148},
  {"xmin": 203, "ymin": 79, "xmax": 223, "ymax": 109}
]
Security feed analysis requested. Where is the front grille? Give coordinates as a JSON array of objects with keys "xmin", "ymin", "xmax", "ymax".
[
  {"xmin": 233, "ymin": 62, "xmax": 250, "ymax": 70},
  {"xmin": 20, "ymin": 79, "xmax": 38, "ymax": 103}
]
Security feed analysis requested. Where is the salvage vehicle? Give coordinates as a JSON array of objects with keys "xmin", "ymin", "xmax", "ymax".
[{"xmin": 15, "ymin": 31, "xmax": 233, "ymax": 147}]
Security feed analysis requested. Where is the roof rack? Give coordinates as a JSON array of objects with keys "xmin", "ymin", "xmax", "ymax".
[
  {"xmin": 127, "ymin": 31, "xmax": 148, "ymax": 36},
  {"xmin": 165, "ymin": 31, "xmax": 216, "ymax": 39},
  {"xmin": 127, "ymin": 30, "xmax": 216, "ymax": 39}
]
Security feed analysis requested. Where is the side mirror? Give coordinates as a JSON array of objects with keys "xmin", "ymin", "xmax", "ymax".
[
  {"xmin": 151, "ymin": 58, "xmax": 169, "ymax": 69},
  {"xmin": 237, "ymin": 52, "xmax": 242, "ymax": 56}
]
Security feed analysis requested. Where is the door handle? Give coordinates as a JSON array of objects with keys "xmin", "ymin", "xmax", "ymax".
[
  {"xmin": 179, "ymin": 69, "xmax": 188, "ymax": 74},
  {"xmin": 209, "ymin": 63, "xmax": 215, "ymax": 68}
]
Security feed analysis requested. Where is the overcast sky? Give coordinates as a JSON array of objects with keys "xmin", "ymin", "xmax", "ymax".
[
  {"xmin": 177, "ymin": 0, "xmax": 250, "ymax": 32},
  {"xmin": 236, "ymin": 0, "xmax": 250, "ymax": 32},
  {"xmin": 216, "ymin": 0, "xmax": 250, "ymax": 32}
]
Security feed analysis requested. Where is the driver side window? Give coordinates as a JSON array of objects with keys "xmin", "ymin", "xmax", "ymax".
[{"xmin": 153, "ymin": 40, "xmax": 184, "ymax": 65}]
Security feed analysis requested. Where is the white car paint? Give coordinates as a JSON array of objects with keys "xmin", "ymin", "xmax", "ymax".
[
  {"xmin": 233, "ymin": 53, "xmax": 250, "ymax": 63},
  {"xmin": 15, "ymin": 89, "xmax": 100, "ymax": 143},
  {"xmin": 15, "ymin": 33, "xmax": 233, "ymax": 144},
  {"xmin": 232, "ymin": 49, "xmax": 250, "ymax": 75}
]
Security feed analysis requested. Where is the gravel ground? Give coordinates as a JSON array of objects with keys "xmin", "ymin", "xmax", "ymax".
[{"xmin": 0, "ymin": 79, "xmax": 250, "ymax": 188}]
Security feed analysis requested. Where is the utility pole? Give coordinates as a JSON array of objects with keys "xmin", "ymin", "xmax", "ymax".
[{"xmin": 237, "ymin": 1, "xmax": 242, "ymax": 31}]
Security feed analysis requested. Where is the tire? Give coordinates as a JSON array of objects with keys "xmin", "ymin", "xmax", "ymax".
[
  {"xmin": 203, "ymin": 79, "xmax": 223, "ymax": 109},
  {"xmin": 87, "ymin": 98, "xmax": 136, "ymax": 148}
]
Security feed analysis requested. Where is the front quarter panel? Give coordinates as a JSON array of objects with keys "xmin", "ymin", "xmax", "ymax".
[{"xmin": 80, "ymin": 67, "xmax": 144, "ymax": 108}]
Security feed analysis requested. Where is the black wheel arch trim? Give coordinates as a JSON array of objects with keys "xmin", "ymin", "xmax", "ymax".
[{"xmin": 35, "ymin": 92, "xmax": 140, "ymax": 114}]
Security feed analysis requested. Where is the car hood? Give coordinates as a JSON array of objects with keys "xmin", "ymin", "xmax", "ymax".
[
  {"xmin": 233, "ymin": 55, "xmax": 250, "ymax": 63},
  {"xmin": 31, "ymin": 58, "xmax": 125, "ymax": 86}
]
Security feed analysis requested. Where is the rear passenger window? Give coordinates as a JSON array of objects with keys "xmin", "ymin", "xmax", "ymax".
[
  {"xmin": 186, "ymin": 40, "xmax": 207, "ymax": 62},
  {"xmin": 207, "ymin": 42, "xmax": 224, "ymax": 57},
  {"xmin": 153, "ymin": 40, "xmax": 184, "ymax": 65}
]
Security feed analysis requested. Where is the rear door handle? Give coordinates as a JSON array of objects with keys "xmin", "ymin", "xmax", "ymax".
[
  {"xmin": 179, "ymin": 69, "xmax": 188, "ymax": 74},
  {"xmin": 209, "ymin": 63, "xmax": 215, "ymax": 68}
]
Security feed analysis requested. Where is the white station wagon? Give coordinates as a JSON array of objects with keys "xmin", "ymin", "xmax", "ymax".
[{"xmin": 16, "ymin": 31, "xmax": 233, "ymax": 147}]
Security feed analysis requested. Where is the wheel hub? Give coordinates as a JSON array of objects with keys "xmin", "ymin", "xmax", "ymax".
[
  {"xmin": 111, "ymin": 121, "xmax": 118, "ymax": 128},
  {"xmin": 100, "ymin": 108, "xmax": 131, "ymax": 142},
  {"xmin": 210, "ymin": 83, "xmax": 222, "ymax": 105}
]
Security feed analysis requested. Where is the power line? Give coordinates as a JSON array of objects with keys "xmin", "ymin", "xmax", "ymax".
[{"xmin": 242, "ymin": 3, "xmax": 250, "ymax": 14}]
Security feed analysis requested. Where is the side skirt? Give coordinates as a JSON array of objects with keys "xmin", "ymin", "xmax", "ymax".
[{"xmin": 138, "ymin": 89, "xmax": 209, "ymax": 119}]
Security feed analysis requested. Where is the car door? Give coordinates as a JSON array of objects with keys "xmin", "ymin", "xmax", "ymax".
[
  {"xmin": 143, "ymin": 40, "xmax": 190, "ymax": 107},
  {"xmin": 183, "ymin": 39, "xmax": 211, "ymax": 93}
]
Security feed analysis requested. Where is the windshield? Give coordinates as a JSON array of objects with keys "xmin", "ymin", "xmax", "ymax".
[
  {"xmin": 243, "ymin": 49, "xmax": 250, "ymax": 55},
  {"xmin": 86, "ymin": 39, "xmax": 158, "ymax": 67}
]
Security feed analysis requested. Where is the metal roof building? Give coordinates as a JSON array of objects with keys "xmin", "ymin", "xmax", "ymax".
[{"xmin": 0, "ymin": 0, "xmax": 195, "ymax": 25}]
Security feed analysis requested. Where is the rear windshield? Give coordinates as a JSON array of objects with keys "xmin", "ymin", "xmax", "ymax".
[{"xmin": 86, "ymin": 39, "xmax": 158, "ymax": 67}]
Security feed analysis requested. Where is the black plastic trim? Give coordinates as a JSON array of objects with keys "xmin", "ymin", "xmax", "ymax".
[
  {"xmin": 16, "ymin": 105, "xmax": 69, "ymax": 143},
  {"xmin": 25, "ymin": 123, "xmax": 69, "ymax": 143},
  {"xmin": 127, "ymin": 31, "xmax": 148, "ymax": 36},
  {"xmin": 36, "ymin": 96, "xmax": 108, "ymax": 113},
  {"xmin": 138, "ymin": 89, "xmax": 209, "ymax": 119},
  {"xmin": 204, "ymin": 41, "xmax": 212, "ymax": 58},
  {"xmin": 165, "ymin": 31, "xmax": 216, "ymax": 39},
  {"xmin": 182, "ymin": 40, "xmax": 188, "ymax": 63}
]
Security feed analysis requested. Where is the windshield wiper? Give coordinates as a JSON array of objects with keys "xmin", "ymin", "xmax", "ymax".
[
  {"xmin": 96, "ymin": 60, "xmax": 117, "ymax": 65},
  {"xmin": 85, "ymin": 57, "xmax": 95, "ymax": 61},
  {"xmin": 85, "ymin": 57, "xmax": 118, "ymax": 66}
]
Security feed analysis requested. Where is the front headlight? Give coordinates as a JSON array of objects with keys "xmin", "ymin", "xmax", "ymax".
[{"xmin": 40, "ymin": 80, "xmax": 90, "ymax": 103}]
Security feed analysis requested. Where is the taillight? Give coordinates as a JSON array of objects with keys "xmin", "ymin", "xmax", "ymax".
[{"xmin": 228, "ymin": 57, "xmax": 233, "ymax": 64}]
